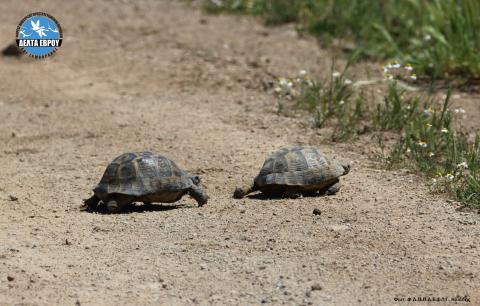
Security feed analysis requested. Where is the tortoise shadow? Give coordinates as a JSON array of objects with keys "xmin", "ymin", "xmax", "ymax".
[
  {"xmin": 245, "ymin": 191, "xmax": 325, "ymax": 201},
  {"xmin": 81, "ymin": 203, "xmax": 191, "ymax": 214}
]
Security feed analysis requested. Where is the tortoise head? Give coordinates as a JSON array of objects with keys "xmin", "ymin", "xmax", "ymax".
[
  {"xmin": 342, "ymin": 164, "xmax": 351, "ymax": 175},
  {"xmin": 191, "ymin": 175, "xmax": 201, "ymax": 185},
  {"xmin": 233, "ymin": 187, "xmax": 247, "ymax": 199}
]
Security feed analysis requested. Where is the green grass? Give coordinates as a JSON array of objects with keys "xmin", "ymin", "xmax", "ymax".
[
  {"xmin": 379, "ymin": 87, "xmax": 480, "ymax": 207},
  {"xmin": 206, "ymin": 0, "xmax": 480, "ymax": 81},
  {"xmin": 271, "ymin": 64, "xmax": 479, "ymax": 208}
]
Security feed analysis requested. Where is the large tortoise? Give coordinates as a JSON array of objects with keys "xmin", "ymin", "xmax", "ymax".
[
  {"xmin": 84, "ymin": 151, "xmax": 208, "ymax": 212},
  {"xmin": 233, "ymin": 146, "xmax": 350, "ymax": 199}
]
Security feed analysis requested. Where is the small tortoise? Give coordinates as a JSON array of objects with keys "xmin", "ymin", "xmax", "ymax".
[
  {"xmin": 84, "ymin": 151, "xmax": 208, "ymax": 212},
  {"xmin": 234, "ymin": 146, "xmax": 350, "ymax": 199}
]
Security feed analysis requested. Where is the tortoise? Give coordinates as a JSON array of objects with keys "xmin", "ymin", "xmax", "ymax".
[
  {"xmin": 83, "ymin": 151, "xmax": 208, "ymax": 212},
  {"xmin": 233, "ymin": 146, "xmax": 350, "ymax": 199}
]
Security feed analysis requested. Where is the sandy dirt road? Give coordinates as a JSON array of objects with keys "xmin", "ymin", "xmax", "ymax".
[{"xmin": 0, "ymin": 1, "xmax": 479, "ymax": 305}]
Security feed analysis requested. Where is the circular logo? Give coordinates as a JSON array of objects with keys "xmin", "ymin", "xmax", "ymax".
[{"xmin": 16, "ymin": 12, "xmax": 62, "ymax": 58}]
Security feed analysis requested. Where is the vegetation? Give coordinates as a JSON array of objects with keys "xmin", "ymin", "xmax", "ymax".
[
  {"xmin": 272, "ymin": 63, "xmax": 480, "ymax": 208},
  {"xmin": 206, "ymin": 0, "xmax": 480, "ymax": 207},
  {"xmin": 206, "ymin": 0, "xmax": 480, "ymax": 81}
]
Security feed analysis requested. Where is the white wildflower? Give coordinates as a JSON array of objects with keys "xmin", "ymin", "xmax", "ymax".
[
  {"xmin": 299, "ymin": 70, "xmax": 307, "ymax": 76},
  {"xmin": 279, "ymin": 78, "xmax": 288, "ymax": 86},
  {"xmin": 441, "ymin": 128, "xmax": 448, "ymax": 133},
  {"xmin": 332, "ymin": 71, "xmax": 341, "ymax": 78},
  {"xmin": 454, "ymin": 108, "xmax": 466, "ymax": 114},
  {"xmin": 210, "ymin": 0, "xmax": 223, "ymax": 6},
  {"xmin": 274, "ymin": 87, "xmax": 282, "ymax": 93},
  {"xmin": 410, "ymin": 74, "xmax": 417, "ymax": 80},
  {"xmin": 417, "ymin": 141, "xmax": 428, "ymax": 148},
  {"xmin": 339, "ymin": 100, "xmax": 345, "ymax": 105},
  {"xmin": 457, "ymin": 162, "xmax": 468, "ymax": 169},
  {"xmin": 404, "ymin": 64, "xmax": 413, "ymax": 71},
  {"xmin": 344, "ymin": 79, "xmax": 353, "ymax": 85},
  {"xmin": 446, "ymin": 173, "xmax": 454, "ymax": 181},
  {"xmin": 423, "ymin": 108, "xmax": 432, "ymax": 117}
]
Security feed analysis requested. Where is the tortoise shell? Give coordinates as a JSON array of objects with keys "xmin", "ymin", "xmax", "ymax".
[
  {"xmin": 94, "ymin": 151, "xmax": 193, "ymax": 197},
  {"xmin": 254, "ymin": 146, "xmax": 347, "ymax": 188}
]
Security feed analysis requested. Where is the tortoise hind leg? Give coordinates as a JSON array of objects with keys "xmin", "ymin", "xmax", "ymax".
[
  {"xmin": 189, "ymin": 184, "xmax": 209, "ymax": 207},
  {"xmin": 106, "ymin": 194, "xmax": 134, "ymax": 213}
]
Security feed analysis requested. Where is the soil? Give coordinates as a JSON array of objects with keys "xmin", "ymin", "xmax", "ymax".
[{"xmin": 1, "ymin": 1, "xmax": 479, "ymax": 305}]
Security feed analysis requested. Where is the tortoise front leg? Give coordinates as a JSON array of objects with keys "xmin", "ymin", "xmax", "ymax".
[
  {"xmin": 189, "ymin": 184, "xmax": 209, "ymax": 207},
  {"xmin": 325, "ymin": 181, "xmax": 341, "ymax": 196},
  {"xmin": 106, "ymin": 194, "xmax": 135, "ymax": 213},
  {"xmin": 284, "ymin": 188, "xmax": 301, "ymax": 199},
  {"xmin": 83, "ymin": 194, "xmax": 101, "ymax": 210}
]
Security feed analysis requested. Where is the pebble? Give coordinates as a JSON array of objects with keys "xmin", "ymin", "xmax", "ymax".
[
  {"xmin": 7, "ymin": 276, "xmax": 14, "ymax": 281},
  {"xmin": 8, "ymin": 195, "xmax": 18, "ymax": 201},
  {"xmin": 312, "ymin": 208, "xmax": 322, "ymax": 215},
  {"xmin": 311, "ymin": 283, "xmax": 322, "ymax": 291}
]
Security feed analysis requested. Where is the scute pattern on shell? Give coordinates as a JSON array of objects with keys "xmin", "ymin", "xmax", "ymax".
[
  {"xmin": 254, "ymin": 146, "xmax": 345, "ymax": 187},
  {"xmin": 96, "ymin": 151, "xmax": 192, "ymax": 196}
]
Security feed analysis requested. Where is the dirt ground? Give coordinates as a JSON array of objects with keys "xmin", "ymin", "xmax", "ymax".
[{"xmin": 1, "ymin": 1, "xmax": 479, "ymax": 305}]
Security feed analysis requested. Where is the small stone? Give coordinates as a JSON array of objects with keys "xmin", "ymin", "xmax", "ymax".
[
  {"xmin": 312, "ymin": 208, "xmax": 322, "ymax": 215},
  {"xmin": 7, "ymin": 276, "xmax": 14, "ymax": 281},
  {"xmin": 65, "ymin": 239, "xmax": 72, "ymax": 246},
  {"xmin": 311, "ymin": 283, "xmax": 322, "ymax": 291},
  {"xmin": 8, "ymin": 195, "xmax": 18, "ymax": 201}
]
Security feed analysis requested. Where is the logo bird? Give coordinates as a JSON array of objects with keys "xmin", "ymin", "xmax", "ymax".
[{"xmin": 30, "ymin": 19, "xmax": 47, "ymax": 37}]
